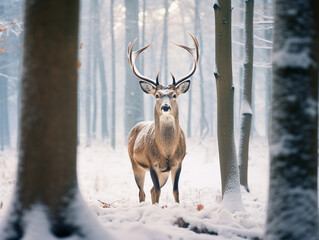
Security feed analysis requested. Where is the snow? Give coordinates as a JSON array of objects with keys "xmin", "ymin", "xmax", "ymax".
[
  {"xmin": 272, "ymin": 38, "xmax": 316, "ymax": 69},
  {"xmin": 0, "ymin": 138, "xmax": 269, "ymax": 239}
]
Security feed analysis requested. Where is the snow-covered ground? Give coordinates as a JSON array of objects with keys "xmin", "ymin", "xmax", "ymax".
[{"xmin": 0, "ymin": 137, "xmax": 269, "ymax": 239}]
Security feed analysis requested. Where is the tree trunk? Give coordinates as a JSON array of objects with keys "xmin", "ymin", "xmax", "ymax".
[
  {"xmin": 263, "ymin": 0, "xmax": 272, "ymax": 138},
  {"xmin": 265, "ymin": 0, "xmax": 319, "ymax": 239},
  {"xmin": 0, "ymin": 53, "xmax": 11, "ymax": 150},
  {"xmin": 92, "ymin": 56, "xmax": 98, "ymax": 139},
  {"xmin": 195, "ymin": 0, "xmax": 209, "ymax": 139},
  {"xmin": 124, "ymin": 0, "xmax": 144, "ymax": 139},
  {"xmin": 0, "ymin": 1, "xmax": 111, "ymax": 239},
  {"xmin": 160, "ymin": 0, "xmax": 169, "ymax": 86},
  {"xmin": 98, "ymin": 48, "xmax": 108, "ymax": 140},
  {"xmin": 85, "ymin": 2, "xmax": 92, "ymax": 146},
  {"xmin": 238, "ymin": 0, "xmax": 254, "ymax": 193},
  {"xmin": 213, "ymin": 0, "xmax": 244, "ymax": 212},
  {"xmin": 92, "ymin": 0, "xmax": 108, "ymax": 141},
  {"xmin": 110, "ymin": 0, "xmax": 116, "ymax": 148}
]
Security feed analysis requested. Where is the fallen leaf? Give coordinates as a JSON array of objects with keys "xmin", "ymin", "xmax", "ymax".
[
  {"xmin": 0, "ymin": 48, "xmax": 6, "ymax": 53},
  {"xmin": 0, "ymin": 27, "xmax": 7, "ymax": 32},
  {"xmin": 98, "ymin": 200, "xmax": 111, "ymax": 208},
  {"xmin": 197, "ymin": 204, "xmax": 204, "ymax": 211},
  {"xmin": 77, "ymin": 60, "xmax": 82, "ymax": 68}
]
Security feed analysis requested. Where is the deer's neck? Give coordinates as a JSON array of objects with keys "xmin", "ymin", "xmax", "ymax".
[{"xmin": 154, "ymin": 113, "xmax": 180, "ymax": 156}]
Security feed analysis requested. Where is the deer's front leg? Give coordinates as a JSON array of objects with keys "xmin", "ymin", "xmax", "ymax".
[
  {"xmin": 171, "ymin": 165, "xmax": 182, "ymax": 203},
  {"xmin": 150, "ymin": 167, "xmax": 161, "ymax": 204}
]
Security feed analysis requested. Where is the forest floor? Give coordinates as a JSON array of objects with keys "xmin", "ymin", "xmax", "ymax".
[{"xmin": 0, "ymin": 137, "xmax": 269, "ymax": 240}]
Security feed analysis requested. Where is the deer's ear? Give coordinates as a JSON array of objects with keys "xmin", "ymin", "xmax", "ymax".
[
  {"xmin": 176, "ymin": 80, "xmax": 190, "ymax": 94},
  {"xmin": 139, "ymin": 81, "xmax": 156, "ymax": 95}
]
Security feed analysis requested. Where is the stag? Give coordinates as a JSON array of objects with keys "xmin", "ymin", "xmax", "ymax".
[{"xmin": 127, "ymin": 33, "xmax": 199, "ymax": 204}]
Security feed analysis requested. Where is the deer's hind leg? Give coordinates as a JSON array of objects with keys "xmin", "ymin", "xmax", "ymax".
[
  {"xmin": 132, "ymin": 163, "xmax": 146, "ymax": 202},
  {"xmin": 150, "ymin": 168, "xmax": 169, "ymax": 204}
]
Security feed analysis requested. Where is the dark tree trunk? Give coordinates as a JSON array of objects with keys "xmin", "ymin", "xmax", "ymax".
[
  {"xmin": 265, "ymin": 0, "xmax": 319, "ymax": 239},
  {"xmin": 0, "ymin": 1, "xmax": 102, "ymax": 239}
]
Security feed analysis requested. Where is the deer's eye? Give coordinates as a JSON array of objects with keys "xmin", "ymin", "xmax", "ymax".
[
  {"xmin": 173, "ymin": 94, "xmax": 177, "ymax": 98},
  {"xmin": 155, "ymin": 94, "xmax": 160, "ymax": 99}
]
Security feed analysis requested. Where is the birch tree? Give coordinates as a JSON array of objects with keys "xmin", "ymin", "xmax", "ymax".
[
  {"xmin": 238, "ymin": 0, "xmax": 254, "ymax": 192},
  {"xmin": 265, "ymin": 0, "xmax": 319, "ymax": 239},
  {"xmin": 0, "ymin": 1, "xmax": 111, "ymax": 239},
  {"xmin": 213, "ymin": 0, "xmax": 244, "ymax": 211}
]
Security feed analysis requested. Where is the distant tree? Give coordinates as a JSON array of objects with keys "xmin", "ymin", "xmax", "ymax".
[
  {"xmin": 194, "ymin": 0, "xmax": 209, "ymax": 139},
  {"xmin": 91, "ymin": 0, "xmax": 108, "ymax": 141},
  {"xmin": 124, "ymin": 0, "xmax": 144, "ymax": 139},
  {"xmin": 0, "ymin": 1, "xmax": 110, "ymax": 239},
  {"xmin": 0, "ymin": 4, "xmax": 11, "ymax": 150},
  {"xmin": 110, "ymin": 0, "xmax": 116, "ymax": 149},
  {"xmin": 265, "ymin": 0, "xmax": 319, "ymax": 239},
  {"xmin": 263, "ymin": 0, "xmax": 273, "ymax": 137},
  {"xmin": 160, "ymin": 0, "xmax": 169, "ymax": 86},
  {"xmin": 213, "ymin": 0, "xmax": 244, "ymax": 212},
  {"xmin": 85, "ymin": 0, "xmax": 93, "ymax": 146},
  {"xmin": 238, "ymin": 0, "xmax": 254, "ymax": 192}
]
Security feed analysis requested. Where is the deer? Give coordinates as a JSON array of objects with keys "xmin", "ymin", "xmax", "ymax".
[{"xmin": 127, "ymin": 33, "xmax": 199, "ymax": 204}]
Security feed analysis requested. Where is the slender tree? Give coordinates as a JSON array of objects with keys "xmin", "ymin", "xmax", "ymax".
[
  {"xmin": 85, "ymin": 0, "xmax": 93, "ymax": 146},
  {"xmin": 160, "ymin": 0, "xmax": 169, "ymax": 86},
  {"xmin": 0, "ymin": 1, "xmax": 112, "ymax": 239},
  {"xmin": 194, "ymin": 0, "xmax": 209, "ymax": 139},
  {"xmin": 265, "ymin": 0, "xmax": 319, "ymax": 239},
  {"xmin": 213, "ymin": 0, "xmax": 244, "ymax": 212},
  {"xmin": 0, "ymin": 3, "xmax": 11, "ymax": 150},
  {"xmin": 124, "ymin": 0, "xmax": 144, "ymax": 139},
  {"xmin": 93, "ymin": 0, "xmax": 108, "ymax": 141},
  {"xmin": 110, "ymin": 0, "xmax": 116, "ymax": 148},
  {"xmin": 263, "ymin": 0, "xmax": 273, "ymax": 137},
  {"xmin": 238, "ymin": 0, "xmax": 254, "ymax": 192}
]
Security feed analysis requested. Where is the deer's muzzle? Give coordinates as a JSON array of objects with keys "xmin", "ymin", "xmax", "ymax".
[{"xmin": 161, "ymin": 104, "xmax": 171, "ymax": 112}]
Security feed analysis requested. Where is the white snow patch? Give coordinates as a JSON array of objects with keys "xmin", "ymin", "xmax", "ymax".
[
  {"xmin": 273, "ymin": 38, "xmax": 316, "ymax": 69},
  {"xmin": 0, "ymin": 138, "xmax": 269, "ymax": 240}
]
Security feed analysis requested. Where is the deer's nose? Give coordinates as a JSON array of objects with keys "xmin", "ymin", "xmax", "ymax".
[{"xmin": 161, "ymin": 104, "xmax": 171, "ymax": 112}]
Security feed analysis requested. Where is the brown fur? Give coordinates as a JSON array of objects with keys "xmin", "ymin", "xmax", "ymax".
[{"xmin": 128, "ymin": 88, "xmax": 187, "ymax": 204}]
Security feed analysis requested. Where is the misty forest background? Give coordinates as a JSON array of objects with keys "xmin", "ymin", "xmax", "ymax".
[{"xmin": 0, "ymin": 0, "xmax": 273, "ymax": 150}]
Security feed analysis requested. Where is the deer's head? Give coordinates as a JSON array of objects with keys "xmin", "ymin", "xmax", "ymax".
[{"xmin": 127, "ymin": 33, "xmax": 199, "ymax": 120}]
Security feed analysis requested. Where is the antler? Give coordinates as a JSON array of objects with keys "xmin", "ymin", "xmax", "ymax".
[
  {"xmin": 170, "ymin": 32, "xmax": 200, "ymax": 87},
  {"xmin": 127, "ymin": 33, "xmax": 199, "ymax": 87},
  {"xmin": 127, "ymin": 39, "xmax": 159, "ymax": 86}
]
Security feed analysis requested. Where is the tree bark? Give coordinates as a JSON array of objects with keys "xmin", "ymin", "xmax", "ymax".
[
  {"xmin": 0, "ymin": 0, "xmax": 86, "ymax": 238},
  {"xmin": 238, "ymin": 0, "xmax": 254, "ymax": 193},
  {"xmin": 213, "ymin": 0, "xmax": 244, "ymax": 212},
  {"xmin": 265, "ymin": 0, "xmax": 319, "ymax": 239}
]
